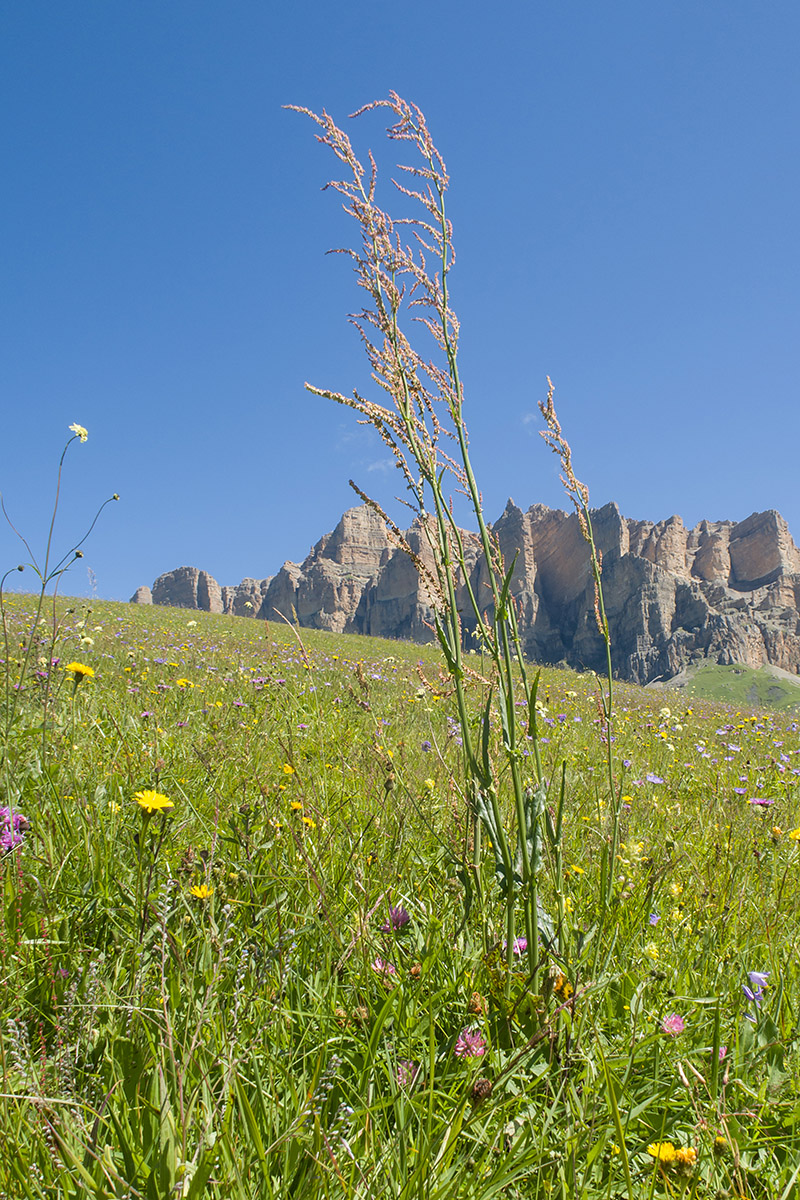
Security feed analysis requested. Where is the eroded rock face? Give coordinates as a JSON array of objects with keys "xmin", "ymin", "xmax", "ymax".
[
  {"xmin": 130, "ymin": 585, "xmax": 152, "ymax": 605},
  {"xmin": 137, "ymin": 502, "xmax": 800, "ymax": 683},
  {"xmin": 728, "ymin": 510, "xmax": 800, "ymax": 589},
  {"xmin": 263, "ymin": 506, "xmax": 392, "ymax": 633},
  {"xmin": 151, "ymin": 567, "xmax": 223, "ymax": 613},
  {"xmin": 221, "ymin": 578, "xmax": 272, "ymax": 617}
]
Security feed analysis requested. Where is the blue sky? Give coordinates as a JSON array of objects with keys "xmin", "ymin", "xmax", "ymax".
[{"xmin": 2, "ymin": 2, "xmax": 798, "ymax": 601}]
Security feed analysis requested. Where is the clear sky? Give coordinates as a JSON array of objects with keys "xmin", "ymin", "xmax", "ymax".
[{"xmin": 2, "ymin": 1, "xmax": 798, "ymax": 602}]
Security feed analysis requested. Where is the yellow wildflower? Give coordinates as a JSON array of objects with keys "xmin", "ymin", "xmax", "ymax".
[
  {"xmin": 134, "ymin": 789, "xmax": 174, "ymax": 814},
  {"xmin": 189, "ymin": 884, "xmax": 213, "ymax": 899},
  {"xmin": 283, "ymin": 763, "xmax": 295, "ymax": 775},
  {"xmin": 645, "ymin": 942, "xmax": 659, "ymax": 961},
  {"xmin": 175, "ymin": 678, "xmax": 192, "ymax": 688},
  {"xmin": 788, "ymin": 828, "xmax": 800, "ymax": 841},
  {"xmin": 422, "ymin": 778, "xmax": 436, "ymax": 792},
  {"xmin": 647, "ymin": 1142, "xmax": 677, "ymax": 1163},
  {"xmin": 554, "ymin": 973, "xmax": 573, "ymax": 1001},
  {"xmin": 65, "ymin": 661, "xmax": 94, "ymax": 679},
  {"xmin": 69, "ymin": 422, "xmax": 88, "ymax": 442}
]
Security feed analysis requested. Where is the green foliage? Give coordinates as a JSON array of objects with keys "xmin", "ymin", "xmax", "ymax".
[
  {"xmin": 1, "ymin": 594, "xmax": 799, "ymax": 1197},
  {"xmin": 669, "ymin": 661, "xmax": 800, "ymax": 712}
]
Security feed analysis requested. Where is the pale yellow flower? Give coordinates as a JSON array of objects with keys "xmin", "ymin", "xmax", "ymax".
[{"xmin": 69, "ymin": 423, "xmax": 88, "ymax": 442}]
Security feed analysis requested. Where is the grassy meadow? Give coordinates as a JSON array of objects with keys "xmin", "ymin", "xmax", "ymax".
[
  {"xmin": 660, "ymin": 664, "xmax": 800, "ymax": 715},
  {"xmin": 1, "ymin": 592, "xmax": 800, "ymax": 1198}
]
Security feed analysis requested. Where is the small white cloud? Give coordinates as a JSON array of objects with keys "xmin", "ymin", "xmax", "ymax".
[
  {"xmin": 366, "ymin": 459, "xmax": 394, "ymax": 474},
  {"xmin": 521, "ymin": 412, "xmax": 538, "ymax": 427}
]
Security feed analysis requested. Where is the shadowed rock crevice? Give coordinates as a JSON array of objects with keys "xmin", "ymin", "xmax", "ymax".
[{"xmin": 132, "ymin": 502, "xmax": 800, "ymax": 684}]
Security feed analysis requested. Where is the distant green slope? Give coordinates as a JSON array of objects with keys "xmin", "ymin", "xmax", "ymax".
[{"xmin": 664, "ymin": 661, "xmax": 800, "ymax": 711}]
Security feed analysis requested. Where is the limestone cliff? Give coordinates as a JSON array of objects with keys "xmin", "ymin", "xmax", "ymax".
[{"xmin": 132, "ymin": 502, "xmax": 800, "ymax": 684}]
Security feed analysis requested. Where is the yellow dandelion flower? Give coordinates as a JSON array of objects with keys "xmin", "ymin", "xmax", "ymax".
[
  {"xmin": 69, "ymin": 422, "xmax": 88, "ymax": 442},
  {"xmin": 788, "ymin": 828, "xmax": 800, "ymax": 841},
  {"xmin": 675, "ymin": 1146, "xmax": 697, "ymax": 1170},
  {"xmin": 189, "ymin": 884, "xmax": 213, "ymax": 899},
  {"xmin": 422, "ymin": 778, "xmax": 436, "ymax": 792},
  {"xmin": 134, "ymin": 790, "xmax": 174, "ymax": 814},
  {"xmin": 283, "ymin": 763, "xmax": 295, "ymax": 775},
  {"xmin": 290, "ymin": 800, "xmax": 303, "ymax": 812},
  {"xmin": 302, "ymin": 816, "xmax": 317, "ymax": 830},
  {"xmin": 647, "ymin": 1142, "xmax": 677, "ymax": 1163},
  {"xmin": 65, "ymin": 661, "xmax": 94, "ymax": 679}
]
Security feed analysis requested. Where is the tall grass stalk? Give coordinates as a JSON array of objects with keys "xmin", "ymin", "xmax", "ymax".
[{"xmin": 289, "ymin": 94, "xmax": 565, "ymax": 988}]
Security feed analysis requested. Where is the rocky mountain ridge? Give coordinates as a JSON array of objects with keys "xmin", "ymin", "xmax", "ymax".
[{"xmin": 131, "ymin": 502, "xmax": 800, "ymax": 684}]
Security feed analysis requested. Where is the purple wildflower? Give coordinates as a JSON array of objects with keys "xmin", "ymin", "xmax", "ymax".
[
  {"xmin": 371, "ymin": 956, "xmax": 397, "ymax": 978},
  {"xmin": 380, "ymin": 905, "xmax": 411, "ymax": 933},
  {"xmin": 661, "ymin": 1013, "xmax": 685, "ymax": 1036},
  {"xmin": 454, "ymin": 1027, "xmax": 487, "ymax": 1059},
  {"xmin": 748, "ymin": 797, "xmax": 774, "ymax": 807},
  {"xmin": 396, "ymin": 1060, "xmax": 420, "ymax": 1089},
  {"xmin": 421, "ymin": 740, "xmax": 432, "ymax": 752},
  {"xmin": 648, "ymin": 912, "xmax": 660, "ymax": 926},
  {"xmin": 743, "ymin": 969, "xmax": 769, "ymax": 1020},
  {"xmin": 0, "ymin": 806, "xmax": 29, "ymax": 854},
  {"xmin": 645, "ymin": 773, "xmax": 664, "ymax": 785}
]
